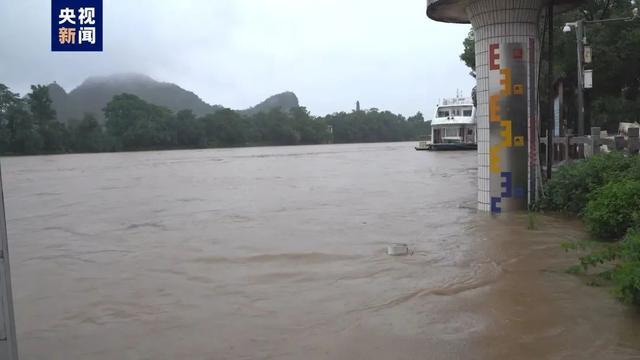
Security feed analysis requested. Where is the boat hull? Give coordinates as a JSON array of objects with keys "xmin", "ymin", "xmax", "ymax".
[{"xmin": 415, "ymin": 143, "xmax": 477, "ymax": 151}]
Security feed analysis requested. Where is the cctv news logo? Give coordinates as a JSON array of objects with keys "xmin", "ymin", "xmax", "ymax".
[{"xmin": 51, "ymin": 0, "xmax": 103, "ymax": 51}]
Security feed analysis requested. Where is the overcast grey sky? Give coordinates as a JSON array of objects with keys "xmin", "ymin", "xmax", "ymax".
[{"xmin": 0, "ymin": 0, "xmax": 474, "ymax": 117}]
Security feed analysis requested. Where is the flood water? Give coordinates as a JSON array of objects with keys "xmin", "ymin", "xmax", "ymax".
[{"xmin": 3, "ymin": 142, "xmax": 640, "ymax": 359}]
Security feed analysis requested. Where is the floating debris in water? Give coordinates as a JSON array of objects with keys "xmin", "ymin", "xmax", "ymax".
[{"xmin": 387, "ymin": 243, "xmax": 409, "ymax": 256}]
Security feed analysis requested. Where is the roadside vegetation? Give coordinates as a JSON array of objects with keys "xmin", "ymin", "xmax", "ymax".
[
  {"xmin": 0, "ymin": 84, "xmax": 430, "ymax": 155},
  {"xmin": 539, "ymin": 152, "xmax": 640, "ymax": 306}
]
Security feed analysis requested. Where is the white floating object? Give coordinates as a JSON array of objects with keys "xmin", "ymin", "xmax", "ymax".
[{"xmin": 387, "ymin": 243, "xmax": 409, "ymax": 256}]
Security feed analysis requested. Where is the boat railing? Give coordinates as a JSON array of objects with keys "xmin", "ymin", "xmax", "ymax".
[{"xmin": 440, "ymin": 98, "xmax": 472, "ymax": 106}]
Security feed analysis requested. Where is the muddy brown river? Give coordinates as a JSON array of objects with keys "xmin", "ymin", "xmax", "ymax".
[{"xmin": 3, "ymin": 142, "xmax": 640, "ymax": 359}]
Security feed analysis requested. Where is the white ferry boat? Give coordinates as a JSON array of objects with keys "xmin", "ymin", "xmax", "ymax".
[{"xmin": 415, "ymin": 96, "xmax": 477, "ymax": 151}]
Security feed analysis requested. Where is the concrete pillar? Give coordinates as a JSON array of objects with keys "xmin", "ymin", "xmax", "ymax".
[
  {"xmin": 426, "ymin": 0, "xmax": 584, "ymax": 213},
  {"xmin": 468, "ymin": 0, "xmax": 543, "ymax": 213}
]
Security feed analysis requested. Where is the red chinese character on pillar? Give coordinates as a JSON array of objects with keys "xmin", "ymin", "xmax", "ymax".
[
  {"xmin": 513, "ymin": 48, "xmax": 523, "ymax": 60},
  {"xmin": 489, "ymin": 44, "xmax": 500, "ymax": 70}
]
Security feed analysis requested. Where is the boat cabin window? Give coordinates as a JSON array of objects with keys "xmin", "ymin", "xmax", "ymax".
[
  {"xmin": 444, "ymin": 127, "xmax": 459, "ymax": 137},
  {"xmin": 438, "ymin": 107, "xmax": 472, "ymax": 118}
]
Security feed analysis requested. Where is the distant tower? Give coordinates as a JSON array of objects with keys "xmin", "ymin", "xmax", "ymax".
[{"xmin": 356, "ymin": 101, "xmax": 361, "ymax": 112}]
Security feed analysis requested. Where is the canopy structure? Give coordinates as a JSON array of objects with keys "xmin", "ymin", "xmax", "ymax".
[
  {"xmin": 425, "ymin": 0, "xmax": 585, "ymax": 213},
  {"xmin": 427, "ymin": 0, "xmax": 584, "ymax": 23}
]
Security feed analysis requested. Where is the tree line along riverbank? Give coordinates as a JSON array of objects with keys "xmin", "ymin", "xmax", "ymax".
[{"xmin": 0, "ymin": 84, "xmax": 430, "ymax": 155}]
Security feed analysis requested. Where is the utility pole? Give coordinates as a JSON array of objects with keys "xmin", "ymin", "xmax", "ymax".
[
  {"xmin": 547, "ymin": 2, "xmax": 555, "ymax": 179},
  {"xmin": 0, "ymin": 165, "xmax": 18, "ymax": 359},
  {"xmin": 563, "ymin": 9, "xmax": 639, "ymax": 136},
  {"xmin": 575, "ymin": 20, "xmax": 585, "ymax": 136}
]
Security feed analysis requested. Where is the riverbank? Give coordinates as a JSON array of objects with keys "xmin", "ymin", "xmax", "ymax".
[
  {"xmin": 0, "ymin": 139, "xmax": 422, "ymax": 158},
  {"xmin": 540, "ymin": 151, "xmax": 640, "ymax": 306}
]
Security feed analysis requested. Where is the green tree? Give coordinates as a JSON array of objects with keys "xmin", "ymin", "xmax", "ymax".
[
  {"xmin": 407, "ymin": 112, "xmax": 424, "ymax": 123},
  {"xmin": 104, "ymin": 93, "xmax": 173, "ymax": 149},
  {"xmin": 252, "ymin": 109, "xmax": 300, "ymax": 145},
  {"xmin": 69, "ymin": 113, "xmax": 106, "ymax": 153},
  {"xmin": 8, "ymin": 106, "xmax": 41, "ymax": 154},
  {"xmin": 0, "ymin": 84, "xmax": 43, "ymax": 154},
  {"xmin": 27, "ymin": 85, "xmax": 56, "ymax": 127},
  {"xmin": 42, "ymin": 120, "xmax": 70, "ymax": 152},
  {"xmin": 0, "ymin": 84, "xmax": 21, "ymax": 153},
  {"xmin": 320, "ymin": 109, "xmax": 426, "ymax": 144},
  {"xmin": 460, "ymin": 29, "xmax": 475, "ymax": 72},
  {"xmin": 28, "ymin": 85, "xmax": 67, "ymax": 152},
  {"xmin": 168, "ymin": 109, "xmax": 206, "ymax": 148},
  {"xmin": 289, "ymin": 106, "xmax": 330, "ymax": 144},
  {"xmin": 202, "ymin": 108, "xmax": 247, "ymax": 146},
  {"xmin": 0, "ymin": 84, "xmax": 20, "ymax": 116}
]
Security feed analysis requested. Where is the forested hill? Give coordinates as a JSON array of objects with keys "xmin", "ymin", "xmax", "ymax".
[
  {"xmin": 239, "ymin": 92, "xmax": 299, "ymax": 116},
  {"xmin": 47, "ymin": 73, "xmax": 300, "ymax": 123}
]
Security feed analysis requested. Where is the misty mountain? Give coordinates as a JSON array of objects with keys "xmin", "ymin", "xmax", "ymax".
[
  {"xmin": 48, "ymin": 73, "xmax": 299, "ymax": 123},
  {"xmin": 49, "ymin": 74, "xmax": 220, "ymax": 122}
]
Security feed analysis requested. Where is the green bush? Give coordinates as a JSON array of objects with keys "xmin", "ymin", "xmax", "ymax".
[
  {"xmin": 626, "ymin": 158, "xmax": 640, "ymax": 181},
  {"xmin": 550, "ymin": 154, "xmax": 640, "ymax": 307},
  {"xmin": 583, "ymin": 179, "xmax": 640, "ymax": 240},
  {"xmin": 563, "ymin": 232, "xmax": 640, "ymax": 306},
  {"xmin": 612, "ymin": 231, "xmax": 640, "ymax": 305},
  {"xmin": 540, "ymin": 152, "xmax": 639, "ymax": 213}
]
